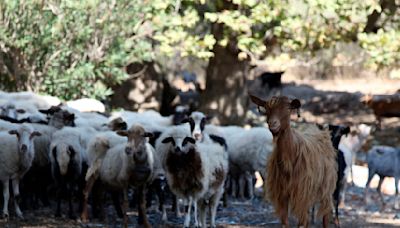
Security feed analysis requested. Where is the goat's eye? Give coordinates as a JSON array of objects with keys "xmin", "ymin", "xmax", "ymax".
[{"xmin": 258, "ymin": 106, "xmax": 267, "ymax": 114}]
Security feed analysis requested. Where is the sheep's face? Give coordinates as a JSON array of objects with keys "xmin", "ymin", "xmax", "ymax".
[
  {"xmin": 52, "ymin": 144, "xmax": 76, "ymax": 176},
  {"xmin": 327, "ymin": 124, "xmax": 350, "ymax": 149},
  {"xmin": 162, "ymin": 135, "xmax": 196, "ymax": 155},
  {"xmin": 48, "ymin": 110, "xmax": 75, "ymax": 129},
  {"xmin": 9, "ymin": 124, "xmax": 41, "ymax": 155},
  {"xmin": 182, "ymin": 111, "xmax": 211, "ymax": 141},
  {"xmin": 107, "ymin": 117, "xmax": 127, "ymax": 131},
  {"xmin": 1, "ymin": 104, "xmax": 25, "ymax": 119},
  {"xmin": 117, "ymin": 125, "xmax": 153, "ymax": 163},
  {"xmin": 249, "ymin": 95, "xmax": 300, "ymax": 136}
]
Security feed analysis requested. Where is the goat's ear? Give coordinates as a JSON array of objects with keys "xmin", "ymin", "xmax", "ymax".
[
  {"xmin": 249, "ymin": 94, "xmax": 266, "ymax": 107},
  {"xmin": 8, "ymin": 130, "xmax": 18, "ymax": 136},
  {"xmin": 162, "ymin": 137, "xmax": 174, "ymax": 144},
  {"xmin": 143, "ymin": 132, "xmax": 154, "ymax": 138},
  {"xmin": 30, "ymin": 131, "xmax": 42, "ymax": 139},
  {"xmin": 116, "ymin": 130, "xmax": 129, "ymax": 137},
  {"xmin": 290, "ymin": 99, "xmax": 301, "ymax": 109}
]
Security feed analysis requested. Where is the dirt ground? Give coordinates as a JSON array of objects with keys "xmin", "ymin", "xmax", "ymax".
[{"xmin": 1, "ymin": 78, "xmax": 400, "ymax": 228}]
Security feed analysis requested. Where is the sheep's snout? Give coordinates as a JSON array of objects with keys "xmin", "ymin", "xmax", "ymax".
[
  {"xmin": 174, "ymin": 146, "xmax": 182, "ymax": 154},
  {"xmin": 194, "ymin": 132, "xmax": 202, "ymax": 141},
  {"xmin": 133, "ymin": 150, "xmax": 147, "ymax": 163},
  {"xmin": 20, "ymin": 144, "xmax": 28, "ymax": 153}
]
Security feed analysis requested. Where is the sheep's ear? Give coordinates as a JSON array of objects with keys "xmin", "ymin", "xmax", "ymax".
[
  {"xmin": 16, "ymin": 109, "xmax": 26, "ymax": 114},
  {"xmin": 66, "ymin": 113, "xmax": 75, "ymax": 121},
  {"xmin": 30, "ymin": 131, "xmax": 42, "ymax": 139},
  {"xmin": 162, "ymin": 137, "xmax": 174, "ymax": 144},
  {"xmin": 290, "ymin": 99, "xmax": 301, "ymax": 109},
  {"xmin": 143, "ymin": 132, "xmax": 154, "ymax": 138},
  {"xmin": 180, "ymin": 118, "xmax": 191, "ymax": 124},
  {"xmin": 183, "ymin": 137, "xmax": 196, "ymax": 145},
  {"xmin": 342, "ymin": 126, "xmax": 350, "ymax": 135},
  {"xmin": 249, "ymin": 94, "xmax": 266, "ymax": 107},
  {"xmin": 8, "ymin": 130, "xmax": 18, "ymax": 136},
  {"xmin": 68, "ymin": 146, "xmax": 76, "ymax": 157},
  {"xmin": 116, "ymin": 130, "xmax": 129, "ymax": 137}
]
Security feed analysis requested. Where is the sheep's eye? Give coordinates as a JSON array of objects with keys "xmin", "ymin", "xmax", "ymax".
[{"xmin": 258, "ymin": 106, "xmax": 267, "ymax": 114}]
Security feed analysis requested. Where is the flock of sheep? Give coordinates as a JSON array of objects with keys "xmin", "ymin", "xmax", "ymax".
[{"xmin": 0, "ymin": 90, "xmax": 396, "ymax": 227}]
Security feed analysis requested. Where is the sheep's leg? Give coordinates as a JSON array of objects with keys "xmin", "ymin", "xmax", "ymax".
[
  {"xmin": 197, "ymin": 199, "xmax": 206, "ymax": 228},
  {"xmin": 122, "ymin": 188, "xmax": 129, "ymax": 228},
  {"xmin": 183, "ymin": 198, "xmax": 193, "ymax": 228},
  {"xmin": 395, "ymin": 177, "xmax": 400, "ymax": 209},
  {"xmin": 210, "ymin": 190, "xmax": 224, "ymax": 228},
  {"xmin": 245, "ymin": 172, "xmax": 254, "ymax": 199},
  {"xmin": 81, "ymin": 174, "xmax": 97, "ymax": 222},
  {"xmin": 67, "ymin": 184, "xmax": 76, "ymax": 219},
  {"xmin": 138, "ymin": 185, "xmax": 151, "ymax": 228},
  {"xmin": 377, "ymin": 176, "xmax": 385, "ymax": 208},
  {"xmin": 2, "ymin": 180, "xmax": 9, "ymax": 219},
  {"xmin": 174, "ymin": 195, "xmax": 182, "ymax": 218},
  {"xmin": 364, "ymin": 171, "xmax": 375, "ymax": 205},
  {"xmin": 155, "ymin": 181, "xmax": 167, "ymax": 222},
  {"xmin": 11, "ymin": 179, "xmax": 23, "ymax": 219},
  {"xmin": 238, "ymin": 174, "xmax": 246, "ymax": 199},
  {"xmin": 55, "ymin": 184, "xmax": 62, "ymax": 217},
  {"xmin": 230, "ymin": 177, "xmax": 237, "ymax": 198},
  {"xmin": 193, "ymin": 200, "xmax": 199, "ymax": 227},
  {"xmin": 111, "ymin": 191, "xmax": 123, "ymax": 218}
]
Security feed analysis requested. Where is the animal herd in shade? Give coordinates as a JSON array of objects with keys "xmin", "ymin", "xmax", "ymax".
[{"xmin": 0, "ymin": 90, "xmax": 398, "ymax": 228}]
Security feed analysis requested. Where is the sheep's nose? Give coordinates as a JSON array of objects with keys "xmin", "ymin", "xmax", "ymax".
[
  {"xmin": 194, "ymin": 133, "xmax": 202, "ymax": 140},
  {"xmin": 20, "ymin": 144, "xmax": 27, "ymax": 153},
  {"xmin": 175, "ymin": 146, "xmax": 181, "ymax": 153}
]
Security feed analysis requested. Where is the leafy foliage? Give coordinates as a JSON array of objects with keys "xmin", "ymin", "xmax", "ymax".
[{"xmin": 0, "ymin": 0, "xmax": 398, "ymax": 100}]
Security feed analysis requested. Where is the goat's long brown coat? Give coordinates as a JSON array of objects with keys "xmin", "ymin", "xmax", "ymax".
[{"xmin": 265, "ymin": 124, "xmax": 337, "ymax": 223}]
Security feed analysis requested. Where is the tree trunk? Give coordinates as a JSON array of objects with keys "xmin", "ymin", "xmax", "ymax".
[{"xmin": 200, "ymin": 24, "xmax": 250, "ymax": 125}]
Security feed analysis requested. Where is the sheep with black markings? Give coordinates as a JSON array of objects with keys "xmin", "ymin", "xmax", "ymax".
[
  {"xmin": 0, "ymin": 124, "xmax": 41, "ymax": 219},
  {"xmin": 157, "ymin": 125, "xmax": 228, "ymax": 227}
]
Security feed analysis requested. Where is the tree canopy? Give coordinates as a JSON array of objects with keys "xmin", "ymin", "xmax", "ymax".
[{"xmin": 0, "ymin": 0, "xmax": 398, "ymax": 100}]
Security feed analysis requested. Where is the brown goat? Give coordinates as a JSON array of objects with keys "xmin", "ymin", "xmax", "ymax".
[
  {"xmin": 361, "ymin": 93, "xmax": 400, "ymax": 128},
  {"xmin": 249, "ymin": 95, "xmax": 337, "ymax": 228}
]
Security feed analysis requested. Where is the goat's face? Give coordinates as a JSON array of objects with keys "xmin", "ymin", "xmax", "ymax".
[
  {"xmin": 117, "ymin": 125, "xmax": 152, "ymax": 163},
  {"xmin": 9, "ymin": 124, "xmax": 41, "ymax": 155},
  {"xmin": 249, "ymin": 95, "xmax": 300, "ymax": 136},
  {"xmin": 182, "ymin": 111, "xmax": 211, "ymax": 141}
]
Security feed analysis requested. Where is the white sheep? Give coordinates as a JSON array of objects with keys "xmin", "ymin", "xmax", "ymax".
[
  {"xmin": 156, "ymin": 125, "xmax": 228, "ymax": 227},
  {"xmin": 81, "ymin": 124, "xmax": 154, "ymax": 228},
  {"xmin": 339, "ymin": 123, "xmax": 372, "ymax": 205},
  {"xmin": 222, "ymin": 126, "xmax": 273, "ymax": 199},
  {"xmin": 66, "ymin": 98, "xmax": 106, "ymax": 113},
  {"xmin": 0, "ymin": 124, "xmax": 41, "ymax": 219}
]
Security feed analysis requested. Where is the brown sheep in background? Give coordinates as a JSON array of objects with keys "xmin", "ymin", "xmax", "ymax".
[{"xmin": 249, "ymin": 95, "xmax": 337, "ymax": 228}]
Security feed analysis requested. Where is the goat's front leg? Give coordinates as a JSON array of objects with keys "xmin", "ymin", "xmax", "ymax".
[
  {"xmin": 278, "ymin": 200, "xmax": 289, "ymax": 227},
  {"xmin": 184, "ymin": 197, "xmax": 193, "ymax": 228},
  {"xmin": 12, "ymin": 179, "xmax": 23, "ymax": 219},
  {"xmin": 193, "ymin": 200, "xmax": 199, "ymax": 227},
  {"xmin": 2, "ymin": 180, "xmax": 9, "ymax": 219}
]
